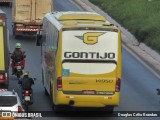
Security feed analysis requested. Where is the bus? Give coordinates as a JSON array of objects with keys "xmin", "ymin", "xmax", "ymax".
[
  {"xmin": 0, "ymin": 10, "xmax": 10, "ymax": 88},
  {"xmin": 36, "ymin": 11, "xmax": 122, "ymax": 112}
]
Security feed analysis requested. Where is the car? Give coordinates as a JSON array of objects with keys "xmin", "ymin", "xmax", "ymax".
[{"xmin": 0, "ymin": 90, "xmax": 24, "ymax": 113}]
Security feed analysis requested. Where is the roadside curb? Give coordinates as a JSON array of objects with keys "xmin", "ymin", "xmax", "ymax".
[{"xmin": 71, "ymin": 0, "xmax": 160, "ymax": 77}]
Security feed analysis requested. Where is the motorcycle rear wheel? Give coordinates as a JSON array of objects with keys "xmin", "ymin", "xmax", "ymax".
[{"xmin": 24, "ymin": 104, "xmax": 29, "ymax": 111}]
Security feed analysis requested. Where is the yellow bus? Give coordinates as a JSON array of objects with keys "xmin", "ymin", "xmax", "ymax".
[
  {"xmin": 0, "ymin": 10, "xmax": 10, "ymax": 88},
  {"xmin": 37, "ymin": 11, "xmax": 122, "ymax": 112}
]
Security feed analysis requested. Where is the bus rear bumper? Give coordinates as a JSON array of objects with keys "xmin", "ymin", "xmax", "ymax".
[{"xmin": 55, "ymin": 92, "xmax": 120, "ymax": 108}]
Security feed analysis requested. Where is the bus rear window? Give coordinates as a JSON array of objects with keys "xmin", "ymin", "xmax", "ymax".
[{"xmin": 62, "ymin": 60, "xmax": 117, "ymax": 75}]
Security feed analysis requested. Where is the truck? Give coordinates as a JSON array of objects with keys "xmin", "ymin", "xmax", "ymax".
[
  {"xmin": 0, "ymin": 10, "xmax": 10, "ymax": 88},
  {"xmin": 12, "ymin": 0, "xmax": 52, "ymax": 38}
]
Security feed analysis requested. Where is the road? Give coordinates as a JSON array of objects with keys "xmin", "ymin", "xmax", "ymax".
[{"xmin": 0, "ymin": 0, "xmax": 160, "ymax": 119}]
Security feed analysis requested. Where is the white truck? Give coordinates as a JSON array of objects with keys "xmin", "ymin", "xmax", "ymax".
[{"xmin": 12, "ymin": 0, "xmax": 52, "ymax": 38}]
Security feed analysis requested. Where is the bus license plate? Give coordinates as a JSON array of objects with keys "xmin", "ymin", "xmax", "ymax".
[
  {"xmin": 83, "ymin": 90, "xmax": 95, "ymax": 95},
  {"xmin": 25, "ymin": 96, "xmax": 30, "ymax": 101}
]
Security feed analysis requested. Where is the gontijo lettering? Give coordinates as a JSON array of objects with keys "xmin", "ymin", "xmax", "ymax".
[{"xmin": 64, "ymin": 52, "xmax": 115, "ymax": 59}]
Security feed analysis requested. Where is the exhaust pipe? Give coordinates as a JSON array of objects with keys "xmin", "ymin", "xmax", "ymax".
[{"xmin": 69, "ymin": 100, "xmax": 74, "ymax": 106}]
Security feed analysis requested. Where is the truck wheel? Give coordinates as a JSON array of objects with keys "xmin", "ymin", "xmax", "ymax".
[
  {"xmin": 15, "ymin": 35, "xmax": 17, "ymax": 39},
  {"xmin": 15, "ymin": 35, "xmax": 19, "ymax": 39}
]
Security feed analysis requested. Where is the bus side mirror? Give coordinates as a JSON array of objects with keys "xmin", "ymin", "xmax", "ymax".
[{"xmin": 36, "ymin": 30, "xmax": 43, "ymax": 46}]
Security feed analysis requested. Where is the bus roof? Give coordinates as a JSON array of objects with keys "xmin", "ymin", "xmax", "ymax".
[
  {"xmin": 53, "ymin": 11, "xmax": 106, "ymax": 21},
  {"xmin": 44, "ymin": 11, "xmax": 115, "ymax": 30}
]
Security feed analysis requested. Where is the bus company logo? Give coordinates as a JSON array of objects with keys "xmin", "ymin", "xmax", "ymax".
[{"xmin": 76, "ymin": 32, "xmax": 105, "ymax": 45}]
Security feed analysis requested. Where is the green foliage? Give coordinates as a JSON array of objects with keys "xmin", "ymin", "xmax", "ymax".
[{"xmin": 89, "ymin": 0, "xmax": 160, "ymax": 52}]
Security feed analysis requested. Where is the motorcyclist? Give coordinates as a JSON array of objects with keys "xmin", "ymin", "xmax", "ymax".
[
  {"xmin": 11, "ymin": 43, "xmax": 26, "ymax": 75},
  {"xmin": 18, "ymin": 72, "xmax": 34, "ymax": 104}
]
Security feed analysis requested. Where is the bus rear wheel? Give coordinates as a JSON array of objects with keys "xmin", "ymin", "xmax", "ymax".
[
  {"xmin": 45, "ymin": 88, "xmax": 48, "ymax": 96},
  {"xmin": 52, "ymin": 104, "xmax": 64, "ymax": 112},
  {"xmin": 52, "ymin": 105, "xmax": 58, "ymax": 112},
  {"xmin": 104, "ymin": 106, "xmax": 114, "ymax": 114}
]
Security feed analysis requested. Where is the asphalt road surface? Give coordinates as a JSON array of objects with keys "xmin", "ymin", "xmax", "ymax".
[{"xmin": 0, "ymin": 0, "xmax": 160, "ymax": 120}]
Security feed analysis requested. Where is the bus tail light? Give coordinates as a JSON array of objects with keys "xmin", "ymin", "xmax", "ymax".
[
  {"xmin": 57, "ymin": 77, "xmax": 62, "ymax": 91},
  {"xmin": 0, "ymin": 74, "xmax": 4, "ymax": 80},
  {"xmin": 0, "ymin": 73, "xmax": 8, "ymax": 81},
  {"xmin": 116, "ymin": 78, "xmax": 121, "ymax": 92}
]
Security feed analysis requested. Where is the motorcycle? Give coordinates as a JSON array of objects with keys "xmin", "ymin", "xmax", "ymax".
[
  {"xmin": 10, "ymin": 52, "xmax": 26, "ymax": 79},
  {"xmin": 22, "ymin": 89, "xmax": 32, "ymax": 111},
  {"xmin": 14, "ymin": 61, "xmax": 23, "ymax": 79},
  {"xmin": 21, "ymin": 78, "xmax": 36, "ymax": 111}
]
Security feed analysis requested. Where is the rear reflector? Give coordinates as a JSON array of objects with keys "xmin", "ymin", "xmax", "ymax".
[
  {"xmin": 116, "ymin": 78, "xmax": 121, "ymax": 92},
  {"xmin": 57, "ymin": 77, "xmax": 62, "ymax": 90},
  {"xmin": 18, "ymin": 106, "xmax": 22, "ymax": 113}
]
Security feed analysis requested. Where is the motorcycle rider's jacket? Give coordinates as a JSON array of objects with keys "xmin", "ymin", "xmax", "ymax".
[
  {"xmin": 19, "ymin": 76, "xmax": 34, "ymax": 90},
  {"xmin": 11, "ymin": 49, "xmax": 25, "ymax": 62}
]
